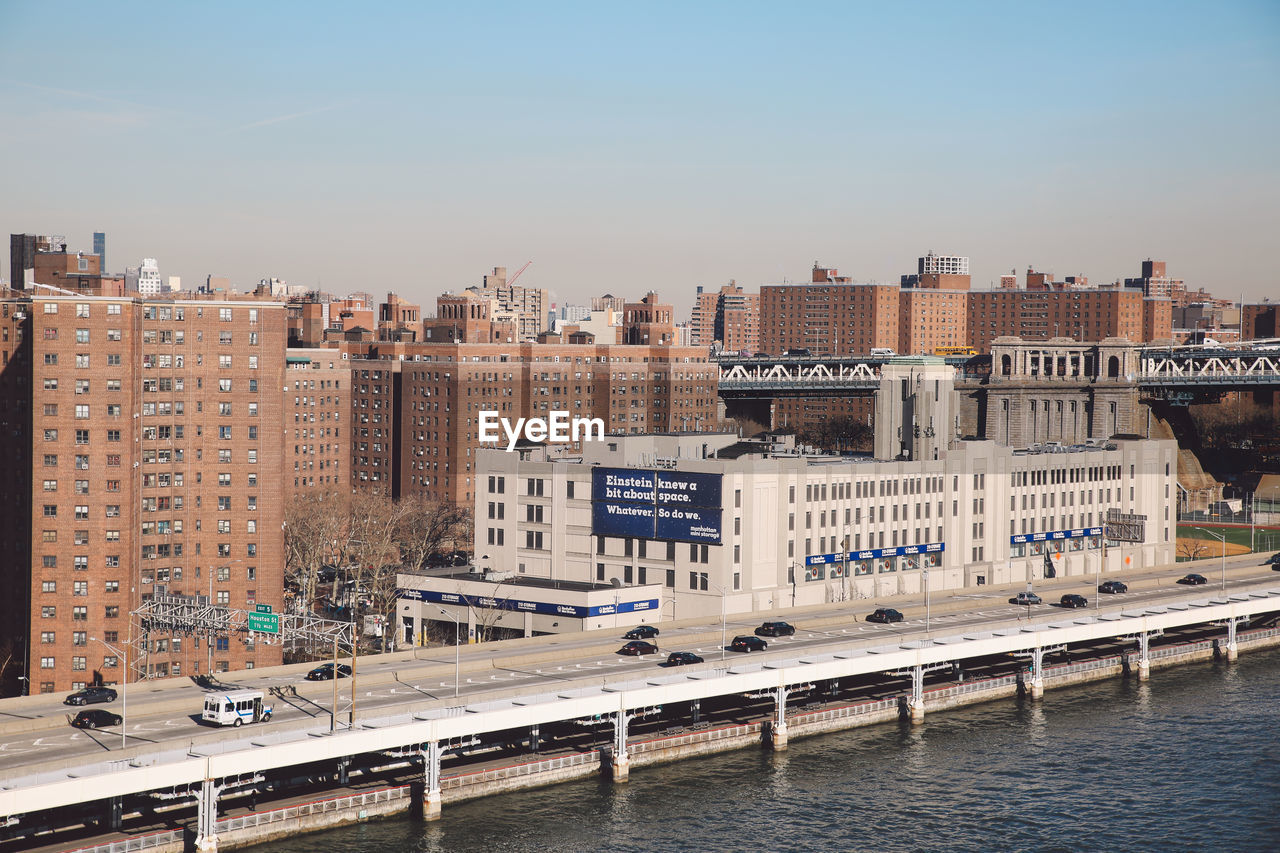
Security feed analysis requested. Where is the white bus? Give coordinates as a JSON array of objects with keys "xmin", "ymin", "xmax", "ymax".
[{"xmin": 201, "ymin": 689, "xmax": 273, "ymax": 727}]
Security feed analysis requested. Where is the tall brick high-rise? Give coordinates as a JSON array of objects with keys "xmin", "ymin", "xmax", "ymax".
[{"xmin": 1, "ymin": 294, "xmax": 287, "ymax": 693}]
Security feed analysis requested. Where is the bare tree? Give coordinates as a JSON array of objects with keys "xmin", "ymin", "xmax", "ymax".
[
  {"xmin": 343, "ymin": 491, "xmax": 413, "ymax": 651},
  {"xmin": 462, "ymin": 579, "xmax": 516, "ymax": 643},
  {"xmin": 398, "ymin": 495, "xmax": 471, "ymax": 571},
  {"xmin": 0, "ymin": 636, "xmax": 19, "ymax": 698},
  {"xmin": 284, "ymin": 490, "xmax": 350, "ymax": 618},
  {"xmin": 1178, "ymin": 539, "xmax": 1209, "ymax": 562}
]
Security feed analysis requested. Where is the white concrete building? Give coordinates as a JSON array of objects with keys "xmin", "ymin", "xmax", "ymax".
[
  {"xmin": 471, "ymin": 361, "xmax": 1176, "ymax": 623},
  {"xmin": 136, "ymin": 258, "xmax": 162, "ymax": 295}
]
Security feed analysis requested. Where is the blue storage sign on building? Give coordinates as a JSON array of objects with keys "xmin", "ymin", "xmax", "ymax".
[{"xmin": 591, "ymin": 467, "xmax": 723, "ymax": 544}]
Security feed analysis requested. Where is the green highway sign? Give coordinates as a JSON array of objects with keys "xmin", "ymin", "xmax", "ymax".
[
  {"xmin": 254, "ymin": 604, "xmax": 273, "ymax": 614},
  {"xmin": 247, "ymin": 612, "xmax": 280, "ymax": 634}
]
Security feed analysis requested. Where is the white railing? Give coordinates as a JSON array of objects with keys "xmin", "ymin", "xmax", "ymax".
[
  {"xmin": 441, "ymin": 750, "xmax": 597, "ymax": 789},
  {"xmin": 632, "ymin": 723, "xmax": 760, "ymax": 753},
  {"xmin": 1044, "ymin": 656, "xmax": 1122, "ymax": 678},
  {"xmin": 215, "ymin": 786, "xmax": 410, "ymax": 833},
  {"xmin": 60, "ymin": 828, "xmax": 183, "ymax": 853},
  {"xmin": 792, "ymin": 697, "xmax": 898, "ymax": 725}
]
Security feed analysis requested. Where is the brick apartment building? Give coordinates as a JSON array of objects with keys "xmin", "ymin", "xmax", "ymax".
[
  {"xmin": 286, "ymin": 348, "xmax": 351, "ymax": 496},
  {"xmin": 0, "ymin": 294, "xmax": 287, "ymax": 693},
  {"xmin": 691, "ymin": 281, "xmax": 760, "ymax": 353}
]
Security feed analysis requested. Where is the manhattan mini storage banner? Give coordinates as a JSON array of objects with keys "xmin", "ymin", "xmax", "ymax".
[{"xmin": 592, "ymin": 467, "xmax": 723, "ymax": 544}]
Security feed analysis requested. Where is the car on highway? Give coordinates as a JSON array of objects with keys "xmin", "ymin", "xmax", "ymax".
[
  {"xmin": 730, "ymin": 635, "xmax": 767, "ymax": 652},
  {"xmin": 305, "ymin": 662, "xmax": 353, "ymax": 680},
  {"xmin": 1178, "ymin": 573, "xmax": 1208, "ymax": 586},
  {"xmin": 63, "ymin": 686, "xmax": 118, "ymax": 706},
  {"xmin": 665, "ymin": 652, "xmax": 704, "ymax": 666},
  {"xmin": 617, "ymin": 640, "xmax": 659, "ymax": 656},
  {"xmin": 865, "ymin": 608, "xmax": 905, "ymax": 624},
  {"xmin": 1010, "ymin": 592, "xmax": 1043, "ymax": 606},
  {"xmin": 70, "ymin": 709, "xmax": 123, "ymax": 729},
  {"xmin": 1060, "ymin": 594, "xmax": 1089, "ymax": 609},
  {"xmin": 1098, "ymin": 581, "xmax": 1128, "ymax": 594},
  {"xmin": 755, "ymin": 621, "xmax": 796, "ymax": 637},
  {"xmin": 623, "ymin": 625, "xmax": 660, "ymax": 640},
  {"xmin": 1267, "ymin": 552, "xmax": 1280, "ymax": 566}
]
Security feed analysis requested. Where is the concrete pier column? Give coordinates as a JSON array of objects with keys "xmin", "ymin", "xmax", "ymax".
[
  {"xmin": 195, "ymin": 779, "xmax": 220, "ymax": 852},
  {"xmin": 1029, "ymin": 678, "xmax": 1045, "ymax": 699},
  {"xmin": 1226, "ymin": 618, "xmax": 1240, "ymax": 661},
  {"xmin": 422, "ymin": 741, "xmax": 443, "ymax": 821},
  {"xmin": 771, "ymin": 688, "xmax": 790, "ymax": 750},
  {"xmin": 611, "ymin": 709, "xmax": 631, "ymax": 783},
  {"xmin": 1137, "ymin": 658, "xmax": 1150, "ymax": 681},
  {"xmin": 1226, "ymin": 642, "xmax": 1239, "ymax": 661},
  {"xmin": 1136, "ymin": 633, "xmax": 1152, "ymax": 681},
  {"xmin": 772, "ymin": 721, "xmax": 790, "ymax": 750},
  {"xmin": 908, "ymin": 665, "xmax": 925, "ymax": 723},
  {"xmin": 907, "ymin": 698, "xmax": 925, "ymax": 724}
]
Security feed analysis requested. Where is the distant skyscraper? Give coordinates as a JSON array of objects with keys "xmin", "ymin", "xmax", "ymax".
[
  {"xmin": 93, "ymin": 231, "xmax": 106, "ymax": 273},
  {"xmin": 136, "ymin": 258, "xmax": 162, "ymax": 295}
]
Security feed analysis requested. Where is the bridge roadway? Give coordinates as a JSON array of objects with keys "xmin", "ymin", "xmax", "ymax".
[
  {"xmin": 1, "ymin": 551, "xmax": 1274, "ymax": 762},
  {"xmin": 3, "ymin": 556, "xmax": 1279, "ymax": 822}
]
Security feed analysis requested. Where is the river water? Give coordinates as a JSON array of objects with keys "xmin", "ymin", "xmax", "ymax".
[{"xmin": 253, "ymin": 648, "xmax": 1280, "ymax": 852}]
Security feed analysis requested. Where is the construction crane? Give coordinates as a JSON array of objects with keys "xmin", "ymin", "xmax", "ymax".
[{"xmin": 507, "ymin": 261, "xmax": 532, "ymax": 287}]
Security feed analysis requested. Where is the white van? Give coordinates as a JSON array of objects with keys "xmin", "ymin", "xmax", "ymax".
[
  {"xmin": 202, "ymin": 689, "xmax": 273, "ymax": 727},
  {"xmin": 870, "ymin": 348, "xmax": 897, "ymax": 357}
]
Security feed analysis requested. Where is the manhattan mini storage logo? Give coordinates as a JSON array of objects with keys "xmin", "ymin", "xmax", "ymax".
[{"xmin": 478, "ymin": 410, "xmax": 606, "ymax": 451}]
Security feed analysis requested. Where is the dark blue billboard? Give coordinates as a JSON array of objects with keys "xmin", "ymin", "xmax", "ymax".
[{"xmin": 592, "ymin": 467, "xmax": 722, "ymax": 544}]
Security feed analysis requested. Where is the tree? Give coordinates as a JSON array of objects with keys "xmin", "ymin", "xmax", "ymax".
[
  {"xmin": 398, "ymin": 495, "xmax": 471, "ymax": 571},
  {"xmin": 284, "ymin": 489, "xmax": 350, "ymax": 618},
  {"xmin": 1178, "ymin": 538, "xmax": 1209, "ymax": 562}
]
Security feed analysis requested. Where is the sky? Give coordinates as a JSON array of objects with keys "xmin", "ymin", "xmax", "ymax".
[{"xmin": 2, "ymin": 1, "xmax": 1278, "ymax": 316}]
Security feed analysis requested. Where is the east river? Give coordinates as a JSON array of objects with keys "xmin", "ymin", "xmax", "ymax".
[{"xmin": 252, "ymin": 647, "xmax": 1280, "ymax": 852}]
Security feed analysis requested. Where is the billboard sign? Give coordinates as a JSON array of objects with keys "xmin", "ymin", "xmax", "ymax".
[{"xmin": 591, "ymin": 468, "xmax": 722, "ymax": 544}]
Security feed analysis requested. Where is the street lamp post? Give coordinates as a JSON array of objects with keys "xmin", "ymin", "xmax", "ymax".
[
  {"xmin": 707, "ymin": 580, "xmax": 728, "ymax": 660},
  {"xmin": 89, "ymin": 634, "xmax": 128, "ymax": 751},
  {"xmin": 438, "ymin": 608, "xmax": 461, "ymax": 698},
  {"xmin": 1198, "ymin": 528, "xmax": 1227, "ymax": 592},
  {"xmin": 923, "ymin": 569, "xmax": 931, "ymax": 633}
]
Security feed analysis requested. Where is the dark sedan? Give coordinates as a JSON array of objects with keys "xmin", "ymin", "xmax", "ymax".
[
  {"xmin": 730, "ymin": 635, "xmax": 767, "ymax": 652},
  {"xmin": 71, "ymin": 709, "xmax": 123, "ymax": 729},
  {"xmin": 665, "ymin": 652, "xmax": 704, "ymax": 666},
  {"xmin": 1099, "ymin": 581, "xmax": 1128, "ymax": 594},
  {"xmin": 64, "ymin": 687, "xmax": 117, "ymax": 706},
  {"xmin": 866, "ymin": 608, "xmax": 905, "ymax": 624},
  {"xmin": 623, "ymin": 625, "xmax": 660, "ymax": 640},
  {"xmin": 1060, "ymin": 593, "xmax": 1089, "ymax": 608},
  {"xmin": 1178, "ymin": 573, "xmax": 1208, "ymax": 586},
  {"xmin": 617, "ymin": 641, "xmax": 659, "ymax": 656},
  {"xmin": 755, "ymin": 621, "xmax": 796, "ymax": 637},
  {"xmin": 305, "ymin": 663, "xmax": 353, "ymax": 680},
  {"xmin": 1010, "ymin": 592, "xmax": 1043, "ymax": 606}
]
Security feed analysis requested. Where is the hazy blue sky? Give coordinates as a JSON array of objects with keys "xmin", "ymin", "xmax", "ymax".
[{"xmin": 3, "ymin": 1, "xmax": 1278, "ymax": 314}]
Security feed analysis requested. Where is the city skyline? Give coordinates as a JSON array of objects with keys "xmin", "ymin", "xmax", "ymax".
[{"xmin": 3, "ymin": 2, "xmax": 1279, "ymax": 315}]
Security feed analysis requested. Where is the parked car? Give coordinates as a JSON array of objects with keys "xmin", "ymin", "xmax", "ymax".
[
  {"xmin": 623, "ymin": 625, "xmax": 660, "ymax": 640},
  {"xmin": 1098, "ymin": 581, "xmax": 1128, "ymax": 594},
  {"xmin": 64, "ymin": 686, "xmax": 117, "ymax": 706},
  {"xmin": 865, "ymin": 608, "xmax": 904, "ymax": 624},
  {"xmin": 1178, "ymin": 573, "xmax": 1208, "ymax": 586},
  {"xmin": 1060, "ymin": 593, "xmax": 1089, "ymax": 609},
  {"xmin": 755, "ymin": 621, "xmax": 795, "ymax": 637},
  {"xmin": 305, "ymin": 662, "xmax": 353, "ymax": 681},
  {"xmin": 1010, "ymin": 592, "xmax": 1043, "ymax": 606},
  {"xmin": 665, "ymin": 652, "xmax": 704, "ymax": 666},
  {"xmin": 730, "ymin": 635, "xmax": 767, "ymax": 653},
  {"xmin": 70, "ymin": 709, "xmax": 123, "ymax": 729},
  {"xmin": 617, "ymin": 641, "xmax": 658, "ymax": 656}
]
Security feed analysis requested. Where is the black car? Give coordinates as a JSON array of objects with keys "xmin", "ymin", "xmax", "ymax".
[
  {"xmin": 305, "ymin": 663, "xmax": 353, "ymax": 680},
  {"xmin": 64, "ymin": 686, "xmax": 117, "ymax": 706},
  {"xmin": 1099, "ymin": 581, "xmax": 1128, "ymax": 594},
  {"xmin": 1267, "ymin": 552, "xmax": 1280, "ymax": 566},
  {"xmin": 730, "ymin": 635, "xmax": 767, "ymax": 652},
  {"xmin": 755, "ymin": 621, "xmax": 795, "ymax": 637},
  {"xmin": 623, "ymin": 625, "xmax": 660, "ymax": 640},
  {"xmin": 665, "ymin": 651, "xmax": 704, "ymax": 666},
  {"xmin": 617, "ymin": 641, "xmax": 659, "ymax": 656},
  {"xmin": 1010, "ymin": 592, "xmax": 1043, "ymax": 606},
  {"xmin": 1060, "ymin": 593, "xmax": 1089, "ymax": 608},
  {"xmin": 71, "ymin": 709, "xmax": 123, "ymax": 729},
  {"xmin": 866, "ymin": 608, "xmax": 905, "ymax": 624},
  {"xmin": 1178, "ymin": 573, "xmax": 1208, "ymax": 586}
]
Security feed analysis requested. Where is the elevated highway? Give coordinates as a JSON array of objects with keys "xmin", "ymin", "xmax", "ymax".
[{"xmin": 3, "ymin": 557, "xmax": 1280, "ymax": 849}]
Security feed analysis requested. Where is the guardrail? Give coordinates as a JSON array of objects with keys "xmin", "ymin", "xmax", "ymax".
[
  {"xmin": 60, "ymin": 828, "xmax": 183, "ymax": 853},
  {"xmin": 215, "ymin": 786, "xmax": 410, "ymax": 834},
  {"xmin": 441, "ymin": 750, "xmax": 597, "ymax": 789},
  {"xmin": 791, "ymin": 696, "xmax": 898, "ymax": 725},
  {"xmin": 632, "ymin": 722, "xmax": 760, "ymax": 753}
]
